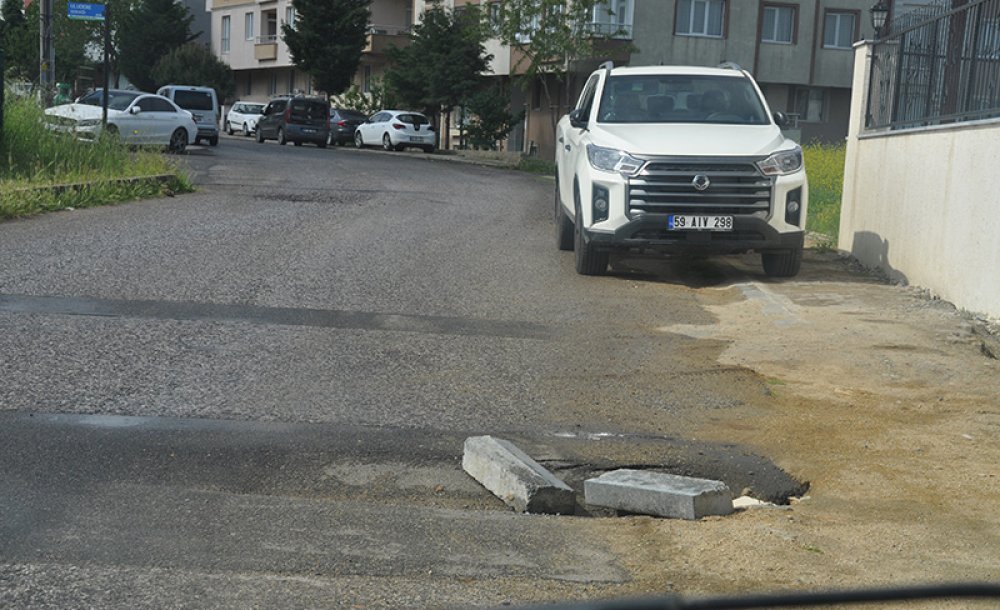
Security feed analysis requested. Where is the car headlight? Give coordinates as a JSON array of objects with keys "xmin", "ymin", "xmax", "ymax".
[
  {"xmin": 77, "ymin": 119, "xmax": 101, "ymax": 127},
  {"xmin": 757, "ymin": 147, "xmax": 803, "ymax": 176},
  {"xmin": 586, "ymin": 144, "xmax": 643, "ymax": 177}
]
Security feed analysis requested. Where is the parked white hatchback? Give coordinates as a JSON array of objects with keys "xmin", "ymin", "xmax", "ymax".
[
  {"xmin": 45, "ymin": 89, "xmax": 197, "ymax": 153},
  {"xmin": 225, "ymin": 101, "xmax": 265, "ymax": 137},
  {"xmin": 354, "ymin": 110, "xmax": 436, "ymax": 153}
]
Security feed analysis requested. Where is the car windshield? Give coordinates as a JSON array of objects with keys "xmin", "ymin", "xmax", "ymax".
[
  {"xmin": 597, "ymin": 74, "xmax": 770, "ymax": 125},
  {"xmin": 396, "ymin": 113, "xmax": 429, "ymax": 126},
  {"xmin": 245, "ymin": 104, "xmax": 264, "ymax": 115},
  {"xmin": 290, "ymin": 100, "xmax": 328, "ymax": 120},
  {"xmin": 78, "ymin": 90, "xmax": 141, "ymax": 111},
  {"xmin": 173, "ymin": 90, "xmax": 215, "ymax": 111}
]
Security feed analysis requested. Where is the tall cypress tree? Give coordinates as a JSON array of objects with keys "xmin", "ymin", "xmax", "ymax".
[{"xmin": 282, "ymin": 0, "xmax": 371, "ymax": 96}]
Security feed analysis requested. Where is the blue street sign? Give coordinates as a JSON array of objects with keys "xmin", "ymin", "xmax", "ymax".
[{"xmin": 67, "ymin": 2, "xmax": 105, "ymax": 21}]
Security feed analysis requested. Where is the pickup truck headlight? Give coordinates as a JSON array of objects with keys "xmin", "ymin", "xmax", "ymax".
[
  {"xmin": 756, "ymin": 147, "xmax": 803, "ymax": 176},
  {"xmin": 586, "ymin": 144, "xmax": 643, "ymax": 177}
]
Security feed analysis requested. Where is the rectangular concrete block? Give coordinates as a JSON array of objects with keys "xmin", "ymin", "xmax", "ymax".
[
  {"xmin": 462, "ymin": 436, "xmax": 576, "ymax": 514},
  {"xmin": 584, "ymin": 469, "xmax": 733, "ymax": 520}
]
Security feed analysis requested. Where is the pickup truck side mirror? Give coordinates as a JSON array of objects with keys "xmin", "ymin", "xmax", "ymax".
[
  {"xmin": 569, "ymin": 108, "xmax": 588, "ymax": 130},
  {"xmin": 773, "ymin": 111, "xmax": 789, "ymax": 128}
]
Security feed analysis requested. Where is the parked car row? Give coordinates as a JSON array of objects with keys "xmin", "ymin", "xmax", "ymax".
[
  {"xmin": 44, "ymin": 89, "xmax": 199, "ymax": 154},
  {"xmin": 227, "ymin": 97, "xmax": 435, "ymax": 153},
  {"xmin": 43, "ymin": 84, "xmax": 221, "ymax": 153}
]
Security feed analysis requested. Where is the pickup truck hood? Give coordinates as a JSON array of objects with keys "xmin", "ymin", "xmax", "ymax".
[{"xmin": 590, "ymin": 123, "xmax": 789, "ymax": 157}]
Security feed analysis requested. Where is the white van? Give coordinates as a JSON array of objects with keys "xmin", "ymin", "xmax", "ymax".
[{"xmin": 156, "ymin": 85, "xmax": 220, "ymax": 146}]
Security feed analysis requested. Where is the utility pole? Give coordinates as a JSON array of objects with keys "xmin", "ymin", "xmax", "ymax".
[
  {"xmin": 39, "ymin": 0, "xmax": 56, "ymax": 105},
  {"xmin": 102, "ymin": 0, "xmax": 110, "ymax": 126}
]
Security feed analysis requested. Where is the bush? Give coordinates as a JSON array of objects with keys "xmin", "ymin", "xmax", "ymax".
[
  {"xmin": 802, "ymin": 142, "xmax": 846, "ymax": 240},
  {"xmin": 0, "ymin": 97, "xmax": 191, "ymax": 219}
]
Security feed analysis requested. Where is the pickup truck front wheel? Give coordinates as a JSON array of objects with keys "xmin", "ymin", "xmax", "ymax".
[
  {"xmin": 555, "ymin": 181, "xmax": 573, "ymax": 251},
  {"xmin": 574, "ymin": 191, "xmax": 609, "ymax": 276},
  {"xmin": 762, "ymin": 248, "xmax": 803, "ymax": 278}
]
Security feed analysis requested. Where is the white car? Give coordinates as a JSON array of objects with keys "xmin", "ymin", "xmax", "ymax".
[
  {"xmin": 45, "ymin": 89, "xmax": 197, "ymax": 153},
  {"xmin": 354, "ymin": 110, "xmax": 436, "ymax": 153},
  {"xmin": 225, "ymin": 101, "xmax": 265, "ymax": 137},
  {"xmin": 555, "ymin": 64, "xmax": 808, "ymax": 277}
]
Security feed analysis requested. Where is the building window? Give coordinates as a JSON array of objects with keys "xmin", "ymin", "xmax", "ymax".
[
  {"xmin": 591, "ymin": 0, "xmax": 633, "ymax": 38},
  {"xmin": 263, "ymin": 10, "xmax": 277, "ymax": 41},
  {"xmin": 762, "ymin": 5, "xmax": 794, "ymax": 44},
  {"xmin": 285, "ymin": 6, "xmax": 295, "ymax": 25},
  {"xmin": 245, "ymin": 12, "xmax": 254, "ymax": 41},
  {"xmin": 823, "ymin": 11, "xmax": 857, "ymax": 49},
  {"xmin": 221, "ymin": 15, "xmax": 231, "ymax": 53},
  {"xmin": 676, "ymin": 0, "xmax": 725, "ymax": 38},
  {"xmin": 793, "ymin": 87, "xmax": 826, "ymax": 122},
  {"xmin": 363, "ymin": 65, "xmax": 371, "ymax": 93},
  {"xmin": 269, "ymin": 73, "xmax": 278, "ymax": 96}
]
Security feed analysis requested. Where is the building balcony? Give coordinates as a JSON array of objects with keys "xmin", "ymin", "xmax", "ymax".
[
  {"xmin": 255, "ymin": 35, "xmax": 278, "ymax": 60},
  {"xmin": 364, "ymin": 24, "xmax": 411, "ymax": 55}
]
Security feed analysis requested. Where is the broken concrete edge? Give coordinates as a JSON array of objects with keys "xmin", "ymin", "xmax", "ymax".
[
  {"xmin": 462, "ymin": 436, "xmax": 576, "ymax": 515},
  {"xmin": 584, "ymin": 469, "xmax": 734, "ymax": 520}
]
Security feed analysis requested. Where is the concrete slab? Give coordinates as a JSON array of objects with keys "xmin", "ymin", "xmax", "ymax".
[
  {"xmin": 584, "ymin": 469, "xmax": 733, "ymax": 520},
  {"xmin": 462, "ymin": 436, "xmax": 576, "ymax": 514}
]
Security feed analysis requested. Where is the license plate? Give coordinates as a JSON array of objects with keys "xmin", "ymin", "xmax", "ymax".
[
  {"xmin": 409, "ymin": 136, "xmax": 422, "ymax": 142},
  {"xmin": 303, "ymin": 128, "xmax": 316, "ymax": 134},
  {"xmin": 668, "ymin": 215, "xmax": 733, "ymax": 231}
]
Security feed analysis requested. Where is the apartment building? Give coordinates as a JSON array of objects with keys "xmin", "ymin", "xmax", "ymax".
[{"xmin": 205, "ymin": 0, "xmax": 413, "ymax": 101}]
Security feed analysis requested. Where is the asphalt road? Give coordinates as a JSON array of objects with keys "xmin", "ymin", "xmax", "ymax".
[{"xmin": 0, "ymin": 137, "xmax": 805, "ymax": 608}]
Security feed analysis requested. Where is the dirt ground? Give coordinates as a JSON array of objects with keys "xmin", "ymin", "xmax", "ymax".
[{"xmin": 585, "ymin": 248, "xmax": 1000, "ymax": 606}]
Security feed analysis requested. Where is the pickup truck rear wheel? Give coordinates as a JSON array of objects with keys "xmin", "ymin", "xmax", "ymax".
[
  {"xmin": 555, "ymin": 181, "xmax": 573, "ymax": 251},
  {"xmin": 762, "ymin": 248, "xmax": 803, "ymax": 278},
  {"xmin": 574, "ymin": 193, "xmax": 609, "ymax": 275}
]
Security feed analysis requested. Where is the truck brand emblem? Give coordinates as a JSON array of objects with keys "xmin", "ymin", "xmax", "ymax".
[{"xmin": 692, "ymin": 175, "xmax": 711, "ymax": 191}]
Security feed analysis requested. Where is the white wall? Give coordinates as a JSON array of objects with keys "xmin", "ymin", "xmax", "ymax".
[{"xmin": 839, "ymin": 43, "xmax": 1000, "ymax": 320}]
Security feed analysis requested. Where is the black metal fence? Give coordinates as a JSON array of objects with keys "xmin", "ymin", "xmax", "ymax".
[{"xmin": 865, "ymin": 0, "xmax": 1000, "ymax": 130}]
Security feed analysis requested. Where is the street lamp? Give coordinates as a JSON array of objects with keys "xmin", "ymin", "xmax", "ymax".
[{"xmin": 871, "ymin": 1, "xmax": 889, "ymax": 39}]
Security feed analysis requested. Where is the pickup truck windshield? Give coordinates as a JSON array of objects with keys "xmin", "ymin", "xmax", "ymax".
[{"xmin": 598, "ymin": 74, "xmax": 770, "ymax": 125}]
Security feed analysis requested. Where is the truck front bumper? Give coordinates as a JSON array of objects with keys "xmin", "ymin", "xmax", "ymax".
[{"xmin": 584, "ymin": 214, "xmax": 803, "ymax": 255}]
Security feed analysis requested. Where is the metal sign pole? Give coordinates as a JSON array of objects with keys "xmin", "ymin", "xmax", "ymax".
[{"xmin": 102, "ymin": 1, "xmax": 110, "ymax": 127}]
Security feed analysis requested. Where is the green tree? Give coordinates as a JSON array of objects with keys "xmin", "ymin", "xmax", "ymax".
[
  {"xmin": 465, "ymin": 84, "xmax": 524, "ymax": 150},
  {"xmin": 152, "ymin": 42, "xmax": 235, "ymax": 101},
  {"xmin": 384, "ymin": 1, "xmax": 490, "ymax": 138},
  {"xmin": 282, "ymin": 0, "xmax": 370, "ymax": 96},
  {"xmin": 2, "ymin": 0, "xmax": 97, "ymax": 84},
  {"xmin": 495, "ymin": 0, "xmax": 631, "ymax": 131},
  {"xmin": 117, "ymin": 0, "xmax": 195, "ymax": 91},
  {"xmin": 1, "ymin": 0, "xmax": 26, "ymax": 33}
]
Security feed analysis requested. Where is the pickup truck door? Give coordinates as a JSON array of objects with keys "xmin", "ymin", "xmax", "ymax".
[{"xmin": 559, "ymin": 74, "xmax": 601, "ymax": 214}]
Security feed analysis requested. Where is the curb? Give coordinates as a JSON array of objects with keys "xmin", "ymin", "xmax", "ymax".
[{"xmin": 5, "ymin": 173, "xmax": 183, "ymax": 198}]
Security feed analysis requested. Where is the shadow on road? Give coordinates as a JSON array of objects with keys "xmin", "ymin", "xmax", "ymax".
[{"xmin": 605, "ymin": 248, "xmax": 883, "ymax": 289}]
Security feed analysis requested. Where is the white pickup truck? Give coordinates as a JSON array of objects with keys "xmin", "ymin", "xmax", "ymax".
[{"xmin": 554, "ymin": 63, "xmax": 808, "ymax": 277}]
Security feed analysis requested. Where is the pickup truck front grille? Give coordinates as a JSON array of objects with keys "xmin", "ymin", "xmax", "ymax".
[{"xmin": 628, "ymin": 160, "xmax": 773, "ymax": 216}]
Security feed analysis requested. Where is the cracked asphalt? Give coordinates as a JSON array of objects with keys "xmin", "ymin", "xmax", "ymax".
[{"xmin": 1, "ymin": 137, "xmax": 809, "ymax": 608}]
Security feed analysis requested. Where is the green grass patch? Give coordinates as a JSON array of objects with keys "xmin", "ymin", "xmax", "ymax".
[
  {"xmin": 1, "ymin": 96, "xmax": 192, "ymax": 220},
  {"xmin": 516, "ymin": 157, "xmax": 557, "ymax": 176},
  {"xmin": 802, "ymin": 142, "xmax": 846, "ymax": 240}
]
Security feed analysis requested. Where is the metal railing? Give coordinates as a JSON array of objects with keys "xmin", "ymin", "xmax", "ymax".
[
  {"xmin": 255, "ymin": 34, "xmax": 278, "ymax": 44},
  {"xmin": 865, "ymin": 0, "xmax": 1000, "ymax": 131}
]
